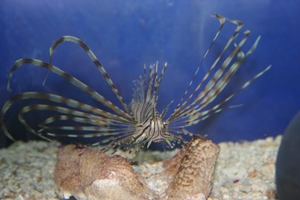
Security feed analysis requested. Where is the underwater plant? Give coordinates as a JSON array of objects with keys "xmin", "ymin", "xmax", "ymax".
[{"xmin": 0, "ymin": 13, "xmax": 270, "ymax": 156}]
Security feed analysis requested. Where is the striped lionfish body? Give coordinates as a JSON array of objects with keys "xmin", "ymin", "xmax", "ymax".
[{"xmin": 1, "ymin": 13, "xmax": 270, "ymax": 155}]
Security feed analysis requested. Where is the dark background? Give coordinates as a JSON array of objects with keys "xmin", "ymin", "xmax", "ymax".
[{"xmin": 0, "ymin": 0, "xmax": 299, "ymax": 148}]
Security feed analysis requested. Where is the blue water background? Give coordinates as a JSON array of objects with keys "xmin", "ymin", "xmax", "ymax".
[{"xmin": 0, "ymin": 0, "xmax": 299, "ymax": 148}]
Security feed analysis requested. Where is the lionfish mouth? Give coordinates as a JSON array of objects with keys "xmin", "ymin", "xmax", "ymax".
[{"xmin": 0, "ymin": 13, "xmax": 270, "ymax": 157}]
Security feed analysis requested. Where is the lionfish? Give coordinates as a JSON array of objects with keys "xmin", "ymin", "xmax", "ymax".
[{"xmin": 1, "ymin": 13, "xmax": 270, "ymax": 155}]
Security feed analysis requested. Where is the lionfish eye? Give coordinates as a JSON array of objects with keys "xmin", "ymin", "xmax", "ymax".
[{"xmin": 163, "ymin": 122, "xmax": 167, "ymax": 127}]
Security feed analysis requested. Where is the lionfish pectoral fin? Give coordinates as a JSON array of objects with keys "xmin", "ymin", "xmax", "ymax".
[
  {"xmin": 146, "ymin": 140, "xmax": 152, "ymax": 149},
  {"xmin": 164, "ymin": 138, "xmax": 172, "ymax": 147}
]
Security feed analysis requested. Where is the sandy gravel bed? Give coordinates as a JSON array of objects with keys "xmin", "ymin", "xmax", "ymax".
[{"xmin": 0, "ymin": 135, "xmax": 281, "ymax": 200}]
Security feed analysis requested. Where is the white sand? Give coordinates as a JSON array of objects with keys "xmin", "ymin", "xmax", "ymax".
[
  {"xmin": 209, "ymin": 136, "xmax": 280, "ymax": 200},
  {"xmin": 0, "ymin": 135, "xmax": 281, "ymax": 200}
]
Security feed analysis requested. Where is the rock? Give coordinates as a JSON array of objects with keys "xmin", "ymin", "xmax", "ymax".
[
  {"xmin": 164, "ymin": 139, "xmax": 220, "ymax": 200},
  {"xmin": 276, "ymin": 111, "xmax": 300, "ymax": 200},
  {"xmin": 54, "ymin": 145, "xmax": 157, "ymax": 200},
  {"xmin": 54, "ymin": 137, "xmax": 220, "ymax": 200}
]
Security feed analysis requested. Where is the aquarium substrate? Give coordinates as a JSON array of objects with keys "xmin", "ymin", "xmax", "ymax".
[{"xmin": 0, "ymin": 135, "xmax": 280, "ymax": 200}]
